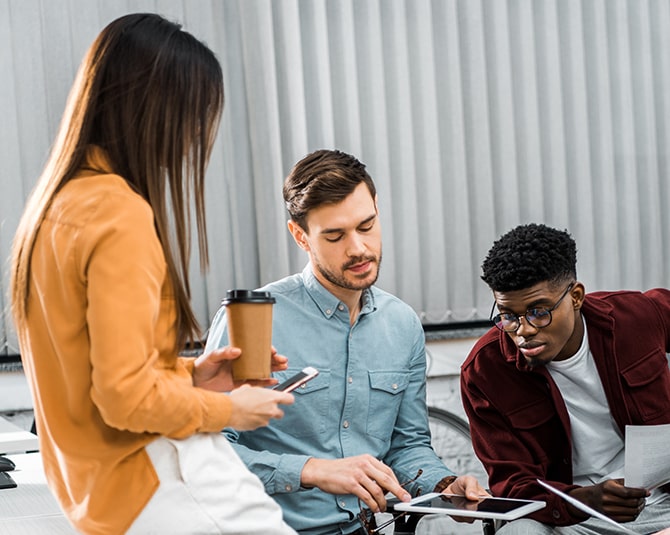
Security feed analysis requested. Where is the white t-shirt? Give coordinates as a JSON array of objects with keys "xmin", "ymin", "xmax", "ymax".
[
  {"xmin": 547, "ymin": 320, "xmax": 663, "ymax": 503},
  {"xmin": 547, "ymin": 320, "xmax": 625, "ymax": 486}
]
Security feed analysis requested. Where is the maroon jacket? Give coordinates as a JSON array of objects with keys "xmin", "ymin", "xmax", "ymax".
[{"xmin": 461, "ymin": 289, "xmax": 670, "ymax": 525}]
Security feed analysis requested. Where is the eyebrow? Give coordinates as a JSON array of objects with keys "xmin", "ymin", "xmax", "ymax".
[
  {"xmin": 497, "ymin": 296, "xmax": 554, "ymax": 313},
  {"xmin": 320, "ymin": 213, "xmax": 376, "ymax": 236}
]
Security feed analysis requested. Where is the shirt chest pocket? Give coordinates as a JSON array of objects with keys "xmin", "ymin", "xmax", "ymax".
[
  {"xmin": 367, "ymin": 371, "xmax": 410, "ymax": 441},
  {"xmin": 620, "ymin": 349, "xmax": 670, "ymax": 423}
]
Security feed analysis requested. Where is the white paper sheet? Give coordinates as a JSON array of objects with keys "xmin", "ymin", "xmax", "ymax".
[{"xmin": 624, "ymin": 424, "xmax": 670, "ymax": 489}]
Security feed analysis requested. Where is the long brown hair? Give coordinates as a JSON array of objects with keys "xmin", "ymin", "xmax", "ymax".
[{"xmin": 11, "ymin": 13, "xmax": 224, "ymax": 350}]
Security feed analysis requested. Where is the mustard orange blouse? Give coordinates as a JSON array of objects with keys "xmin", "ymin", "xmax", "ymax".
[{"xmin": 19, "ymin": 147, "xmax": 233, "ymax": 534}]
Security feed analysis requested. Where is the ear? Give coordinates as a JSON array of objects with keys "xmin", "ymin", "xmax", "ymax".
[
  {"xmin": 571, "ymin": 282, "xmax": 586, "ymax": 310},
  {"xmin": 287, "ymin": 220, "xmax": 310, "ymax": 251}
]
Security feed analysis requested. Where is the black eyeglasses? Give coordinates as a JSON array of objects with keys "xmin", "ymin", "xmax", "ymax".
[
  {"xmin": 357, "ymin": 469, "xmax": 422, "ymax": 535},
  {"xmin": 490, "ymin": 282, "xmax": 575, "ymax": 333}
]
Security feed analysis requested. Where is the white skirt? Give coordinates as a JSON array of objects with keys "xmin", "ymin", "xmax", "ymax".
[{"xmin": 126, "ymin": 433, "xmax": 297, "ymax": 535}]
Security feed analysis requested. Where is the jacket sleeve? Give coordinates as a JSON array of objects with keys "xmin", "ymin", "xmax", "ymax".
[{"xmin": 82, "ymin": 190, "xmax": 232, "ymax": 437}]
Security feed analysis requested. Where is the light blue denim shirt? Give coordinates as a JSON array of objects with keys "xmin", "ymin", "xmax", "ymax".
[{"xmin": 205, "ymin": 265, "xmax": 454, "ymax": 535}]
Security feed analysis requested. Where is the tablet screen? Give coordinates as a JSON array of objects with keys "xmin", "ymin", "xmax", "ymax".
[
  {"xmin": 417, "ymin": 495, "xmax": 530, "ymax": 513},
  {"xmin": 394, "ymin": 493, "xmax": 546, "ymax": 520}
]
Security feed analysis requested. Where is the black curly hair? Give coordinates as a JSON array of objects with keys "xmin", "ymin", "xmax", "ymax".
[{"xmin": 481, "ymin": 223, "xmax": 577, "ymax": 291}]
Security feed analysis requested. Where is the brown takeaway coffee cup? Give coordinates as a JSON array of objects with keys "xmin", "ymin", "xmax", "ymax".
[{"xmin": 223, "ymin": 290, "xmax": 276, "ymax": 380}]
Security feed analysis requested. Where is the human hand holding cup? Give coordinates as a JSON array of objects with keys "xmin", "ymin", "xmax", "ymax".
[{"xmin": 192, "ymin": 346, "xmax": 287, "ymax": 392}]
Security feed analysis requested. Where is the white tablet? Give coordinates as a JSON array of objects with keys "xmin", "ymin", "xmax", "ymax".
[{"xmin": 394, "ymin": 492, "xmax": 546, "ymax": 521}]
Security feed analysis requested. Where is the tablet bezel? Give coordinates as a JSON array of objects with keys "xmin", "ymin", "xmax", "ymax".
[{"xmin": 394, "ymin": 492, "xmax": 546, "ymax": 520}]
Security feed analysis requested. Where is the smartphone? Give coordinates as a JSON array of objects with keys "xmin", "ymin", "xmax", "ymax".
[{"xmin": 272, "ymin": 366, "xmax": 319, "ymax": 393}]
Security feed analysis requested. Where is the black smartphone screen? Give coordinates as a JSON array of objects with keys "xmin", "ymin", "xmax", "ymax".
[{"xmin": 273, "ymin": 370, "xmax": 309, "ymax": 391}]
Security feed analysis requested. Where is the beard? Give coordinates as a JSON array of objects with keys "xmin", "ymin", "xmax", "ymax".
[{"xmin": 314, "ymin": 252, "xmax": 382, "ymax": 291}]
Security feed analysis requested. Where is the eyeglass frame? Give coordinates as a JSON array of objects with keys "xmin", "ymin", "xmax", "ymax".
[
  {"xmin": 357, "ymin": 469, "xmax": 423, "ymax": 535},
  {"xmin": 489, "ymin": 282, "xmax": 575, "ymax": 333}
]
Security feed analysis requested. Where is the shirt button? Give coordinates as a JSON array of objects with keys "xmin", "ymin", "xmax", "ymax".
[
  {"xmin": 285, "ymin": 484, "xmax": 292, "ymax": 491},
  {"xmin": 339, "ymin": 500, "xmax": 346, "ymax": 507},
  {"xmin": 343, "ymin": 421, "xmax": 350, "ymax": 428},
  {"xmin": 338, "ymin": 304, "xmax": 344, "ymax": 311},
  {"xmin": 348, "ymin": 377, "xmax": 353, "ymax": 383},
  {"xmin": 326, "ymin": 309, "xmax": 332, "ymax": 314},
  {"xmin": 552, "ymin": 509, "xmax": 561, "ymax": 519},
  {"xmin": 392, "ymin": 383, "xmax": 398, "ymax": 390}
]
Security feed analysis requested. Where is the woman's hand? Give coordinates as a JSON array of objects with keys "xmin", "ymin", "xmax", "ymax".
[
  {"xmin": 226, "ymin": 384, "xmax": 294, "ymax": 430},
  {"xmin": 192, "ymin": 346, "xmax": 289, "ymax": 392}
]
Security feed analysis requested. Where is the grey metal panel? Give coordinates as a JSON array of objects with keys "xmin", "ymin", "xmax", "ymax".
[{"xmin": 1, "ymin": 0, "xmax": 669, "ymax": 354}]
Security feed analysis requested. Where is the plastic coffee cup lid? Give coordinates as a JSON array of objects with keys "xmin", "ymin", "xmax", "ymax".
[{"xmin": 222, "ymin": 289, "xmax": 276, "ymax": 305}]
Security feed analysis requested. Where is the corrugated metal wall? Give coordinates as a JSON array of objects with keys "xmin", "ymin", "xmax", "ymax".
[{"xmin": 1, "ymin": 0, "xmax": 668, "ymax": 354}]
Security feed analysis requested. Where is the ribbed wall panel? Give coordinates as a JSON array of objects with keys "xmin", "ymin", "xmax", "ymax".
[{"xmin": 1, "ymin": 0, "xmax": 668, "ymax": 353}]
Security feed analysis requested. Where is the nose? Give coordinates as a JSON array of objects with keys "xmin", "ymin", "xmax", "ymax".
[
  {"xmin": 515, "ymin": 315, "xmax": 539, "ymax": 337},
  {"xmin": 345, "ymin": 233, "xmax": 366, "ymax": 256}
]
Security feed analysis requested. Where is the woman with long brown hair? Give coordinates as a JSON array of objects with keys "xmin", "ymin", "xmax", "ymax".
[{"xmin": 10, "ymin": 13, "xmax": 296, "ymax": 535}]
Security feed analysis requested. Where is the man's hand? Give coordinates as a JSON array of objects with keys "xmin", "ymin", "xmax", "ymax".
[
  {"xmin": 568, "ymin": 479, "xmax": 648, "ymax": 522},
  {"xmin": 300, "ymin": 455, "xmax": 411, "ymax": 513},
  {"xmin": 443, "ymin": 475, "xmax": 489, "ymax": 500},
  {"xmin": 226, "ymin": 384, "xmax": 294, "ymax": 431},
  {"xmin": 442, "ymin": 475, "xmax": 490, "ymax": 523},
  {"xmin": 192, "ymin": 346, "xmax": 289, "ymax": 391}
]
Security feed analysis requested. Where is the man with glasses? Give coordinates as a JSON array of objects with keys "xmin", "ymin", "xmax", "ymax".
[
  {"xmin": 206, "ymin": 149, "xmax": 486, "ymax": 534},
  {"xmin": 461, "ymin": 223, "xmax": 670, "ymax": 534}
]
